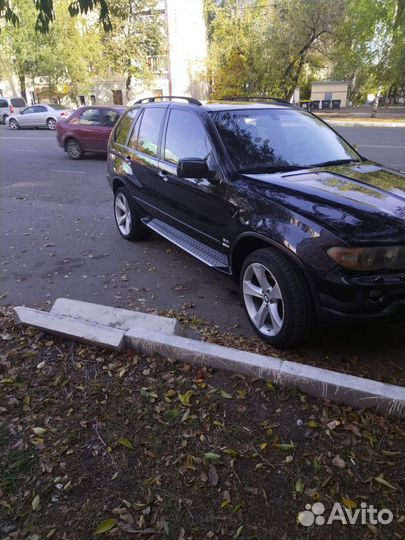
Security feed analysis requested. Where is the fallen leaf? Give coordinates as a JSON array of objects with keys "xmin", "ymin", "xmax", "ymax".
[
  {"xmin": 33, "ymin": 427, "xmax": 47, "ymax": 436},
  {"xmin": 32, "ymin": 494, "xmax": 40, "ymax": 511},
  {"xmin": 295, "ymin": 478, "xmax": 304, "ymax": 493},
  {"xmin": 178, "ymin": 390, "xmax": 193, "ymax": 406},
  {"xmin": 342, "ymin": 497, "xmax": 357, "ymax": 509},
  {"xmin": 373, "ymin": 476, "xmax": 397, "ymax": 490},
  {"xmin": 204, "ymin": 452, "xmax": 221, "ymax": 462},
  {"xmin": 208, "ymin": 463, "xmax": 219, "ymax": 486},
  {"xmin": 220, "ymin": 390, "xmax": 233, "ymax": 399},
  {"xmin": 94, "ymin": 518, "xmax": 117, "ymax": 535},
  {"xmin": 118, "ymin": 437, "xmax": 133, "ymax": 449},
  {"xmin": 332, "ymin": 455, "xmax": 346, "ymax": 468}
]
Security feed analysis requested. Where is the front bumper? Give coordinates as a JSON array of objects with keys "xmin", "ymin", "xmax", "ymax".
[{"xmin": 312, "ymin": 270, "xmax": 405, "ymax": 325}]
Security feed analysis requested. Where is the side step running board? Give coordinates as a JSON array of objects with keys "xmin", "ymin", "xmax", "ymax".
[{"xmin": 144, "ymin": 219, "xmax": 230, "ymax": 272}]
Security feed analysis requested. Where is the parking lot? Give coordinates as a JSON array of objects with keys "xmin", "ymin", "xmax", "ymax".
[{"xmin": 0, "ymin": 124, "xmax": 404, "ymax": 383}]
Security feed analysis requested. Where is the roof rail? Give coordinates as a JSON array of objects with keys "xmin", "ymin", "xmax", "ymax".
[
  {"xmin": 223, "ymin": 96, "xmax": 296, "ymax": 107},
  {"xmin": 135, "ymin": 96, "xmax": 202, "ymax": 106}
]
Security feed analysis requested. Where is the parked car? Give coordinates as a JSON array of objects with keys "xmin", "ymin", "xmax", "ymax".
[
  {"xmin": 106, "ymin": 96, "xmax": 405, "ymax": 348},
  {"xmin": 7, "ymin": 104, "xmax": 74, "ymax": 130},
  {"xmin": 0, "ymin": 96, "xmax": 27, "ymax": 124},
  {"xmin": 56, "ymin": 105, "xmax": 125, "ymax": 159}
]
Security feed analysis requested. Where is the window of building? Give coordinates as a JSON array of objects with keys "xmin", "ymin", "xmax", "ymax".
[
  {"xmin": 90, "ymin": 95, "xmax": 96, "ymax": 104},
  {"xmin": 112, "ymin": 89, "xmax": 123, "ymax": 105},
  {"xmin": 79, "ymin": 95, "xmax": 86, "ymax": 106}
]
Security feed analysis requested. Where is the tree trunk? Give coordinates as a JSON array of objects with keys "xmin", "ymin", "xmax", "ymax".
[
  {"xmin": 18, "ymin": 73, "xmax": 27, "ymax": 103},
  {"xmin": 125, "ymin": 74, "xmax": 132, "ymax": 102}
]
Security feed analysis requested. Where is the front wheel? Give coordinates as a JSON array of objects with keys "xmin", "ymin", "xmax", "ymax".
[
  {"xmin": 114, "ymin": 187, "xmax": 149, "ymax": 241},
  {"xmin": 47, "ymin": 118, "xmax": 56, "ymax": 130},
  {"xmin": 9, "ymin": 118, "xmax": 19, "ymax": 130},
  {"xmin": 240, "ymin": 248, "xmax": 313, "ymax": 348}
]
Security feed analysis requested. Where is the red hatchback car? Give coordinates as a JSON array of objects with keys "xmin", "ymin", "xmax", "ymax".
[{"xmin": 56, "ymin": 105, "xmax": 125, "ymax": 159}]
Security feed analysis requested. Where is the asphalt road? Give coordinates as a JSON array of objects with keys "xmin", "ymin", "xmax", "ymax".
[{"xmin": 0, "ymin": 124, "xmax": 404, "ymax": 382}]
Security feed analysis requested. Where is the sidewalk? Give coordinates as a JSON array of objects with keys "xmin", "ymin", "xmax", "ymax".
[{"xmin": 314, "ymin": 106, "xmax": 405, "ymax": 127}]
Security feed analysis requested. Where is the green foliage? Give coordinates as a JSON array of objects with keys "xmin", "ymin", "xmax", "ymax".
[
  {"xmin": 205, "ymin": 0, "xmax": 344, "ymax": 100},
  {"xmin": 331, "ymin": 0, "xmax": 405, "ymax": 102},
  {"xmin": 101, "ymin": 0, "xmax": 164, "ymax": 100},
  {"xmin": 205, "ymin": 0, "xmax": 404, "ymax": 102}
]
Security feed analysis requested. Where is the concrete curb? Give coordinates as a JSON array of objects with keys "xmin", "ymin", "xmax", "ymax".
[
  {"xmin": 126, "ymin": 327, "xmax": 405, "ymax": 419},
  {"xmin": 14, "ymin": 300, "xmax": 405, "ymax": 418}
]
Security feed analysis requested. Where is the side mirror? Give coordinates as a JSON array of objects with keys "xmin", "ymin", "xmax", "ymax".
[{"xmin": 177, "ymin": 158, "xmax": 217, "ymax": 182}]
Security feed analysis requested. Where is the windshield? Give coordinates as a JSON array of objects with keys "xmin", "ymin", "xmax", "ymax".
[{"xmin": 210, "ymin": 108, "xmax": 360, "ymax": 172}]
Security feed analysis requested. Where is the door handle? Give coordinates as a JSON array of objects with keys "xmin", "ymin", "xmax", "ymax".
[{"xmin": 159, "ymin": 170, "xmax": 169, "ymax": 181}]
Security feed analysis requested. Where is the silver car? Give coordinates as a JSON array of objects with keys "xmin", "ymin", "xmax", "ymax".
[{"xmin": 7, "ymin": 104, "xmax": 74, "ymax": 130}]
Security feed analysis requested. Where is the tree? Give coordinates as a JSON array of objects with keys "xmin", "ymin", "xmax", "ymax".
[
  {"xmin": 102, "ymin": 0, "xmax": 164, "ymax": 101},
  {"xmin": 204, "ymin": 0, "xmax": 344, "ymax": 100},
  {"xmin": 0, "ymin": 0, "xmax": 45, "ymax": 101},
  {"xmin": 0, "ymin": 0, "xmax": 111, "ymax": 33},
  {"xmin": 0, "ymin": 0, "xmax": 104, "ymax": 104},
  {"xmin": 331, "ymin": 0, "xmax": 405, "ymax": 103}
]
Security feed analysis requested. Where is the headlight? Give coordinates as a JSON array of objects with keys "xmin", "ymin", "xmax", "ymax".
[{"xmin": 327, "ymin": 246, "xmax": 405, "ymax": 271}]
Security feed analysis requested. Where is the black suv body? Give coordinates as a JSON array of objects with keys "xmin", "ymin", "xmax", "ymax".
[{"xmin": 107, "ymin": 96, "xmax": 405, "ymax": 347}]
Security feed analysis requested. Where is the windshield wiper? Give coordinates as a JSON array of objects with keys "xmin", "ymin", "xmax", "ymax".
[
  {"xmin": 309, "ymin": 159, "xmax": 361, "ymax": 168},
  {"xmin": 238, "ymin": 165, "xmax": 306, "ymax": 174}
]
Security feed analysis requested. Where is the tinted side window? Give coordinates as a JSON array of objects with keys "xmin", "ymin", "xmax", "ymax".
[
  {"xmin": 164, "ymin": 109, "xmax": 215, "ymax": 165},
  {"xmin": 22, "ymin": 107, "xmax": 35, "ymax": 114},
  {"xmin": 10, "ymin": 98, "xmax": 26, "ymax": 107},
  {"xmin": 34, "ymin": 106, "xmax": 47, "ymax": 113},
  {"xmin": 137, "ymin": 107, "xmax": 166, "ymax": 158},
  {"xmin": 0, "ymin": 99, "xmax": 8, "ymax": 108},
  {"xmin": 128, "ymin": 111, "xmax": 143, "ymax": 151},
  {"xmin": 79, "ymin": 109, "xmax": 101, "ymax": 125},
  {"xmin": 114, "ymin": 109, "xmax": 138, "ymax": 146}
]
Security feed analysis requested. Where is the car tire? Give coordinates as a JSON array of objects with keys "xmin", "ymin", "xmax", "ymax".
[
  {"xmin": 47, "ymin": 118, "xmax": 56, "ymax": 130},
  {"xmin": 2, "ymin": 114, "xmax": 8, "ymax": 124},
  {"xmin": 114, "ymin": 187, "xmax": 149, "ymax": 241},
  {"xmin": 240, "ymin": 248, "xmax": 313, "ymax": 348},
  {"xmin": 65, "ymin": 138, "xmax": 83, "ymax": 160},
  {"xmin": 8, "ymin": 118, "xmax": 19, "ymax": 130}
]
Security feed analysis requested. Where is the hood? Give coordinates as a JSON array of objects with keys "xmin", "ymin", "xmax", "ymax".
[{"xmin": 246, "ymin": 162, "xmax": 405, "ymax": 244}]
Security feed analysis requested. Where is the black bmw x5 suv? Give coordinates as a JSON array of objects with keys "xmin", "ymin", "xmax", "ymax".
[{"xmin": 107, "ymin": 96, "xmax": 405, "ymax": 348}]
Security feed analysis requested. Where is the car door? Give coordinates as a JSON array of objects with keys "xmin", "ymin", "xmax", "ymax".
[
  {"xmin": 77, "ymin": 108, "xmax": 103, "ymax": 151},
  {"xmin": 123, "ymin": 106, "xmax": 167, "ymax": 217},
  {"xmin": 18, "ymin": 106, "xmax": 36, "ymax": 126},
  {"xmin": 33, "ymin": 105, "xmax": 48, "ymax": 127},
  {"xmin": 158, "ymin": 107, "xmax": 231, "ymax": 247}
]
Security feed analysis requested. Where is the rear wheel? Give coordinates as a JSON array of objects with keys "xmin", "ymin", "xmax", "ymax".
[
  {"xmin": 8, "ymin": 118, "xmax": 19, "ymax": 130},
  {"xmin": 240, "ymin": 248, "xmax": 313, "ymax": 348},
  {"xmin": 114, "ymin": 187, "xmax": 149, "ymax": 241},
  {"xmin": 47, "ymin": 118, "xmax": 56, "ymax": 130},
  {"xmin": 65, "ymin": 138, "xmax": 83, "ymax": 160},
  {"xmin": 2, "ymin": 114, "xmax": 8, "ymax": 124}
]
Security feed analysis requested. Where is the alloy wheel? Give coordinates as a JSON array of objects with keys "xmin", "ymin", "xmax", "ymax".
[
  {"xmin": 47, "ymin": 118, "xmax": 56, "ymax": 130},
  {"xmin": 242, "ymin": 262, "xmax": 284, "ymax": 337},
  {"xmin": 9, "ymin": 119, "xmax": 18, "ymax": 130},
  {"xmin": 114, "ymin": 192, "xmax": 132, "ymax": 236}
]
